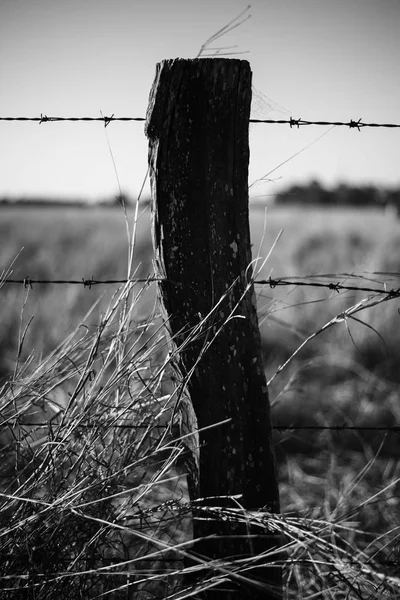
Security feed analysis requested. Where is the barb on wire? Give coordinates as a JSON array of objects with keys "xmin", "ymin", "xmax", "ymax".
[
  {"xmin": 82, "ymin": 276, "xmax": 95, "ymax": 289},
  {"xmin": 1, "ymin": 115, "xmax": 400, "ymax": 129}
]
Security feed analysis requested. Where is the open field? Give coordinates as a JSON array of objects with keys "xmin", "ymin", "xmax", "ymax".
[
  {"xmin": 0, "ymin": 205, "xmax": 153, "ymax": 377},
  {"xmin": 2, "ymin": 203, "xmax": 400, "ymax": 445},
  {"xmin": 2, "ymin": 202, "xmax": 400, "ymax": 595}
]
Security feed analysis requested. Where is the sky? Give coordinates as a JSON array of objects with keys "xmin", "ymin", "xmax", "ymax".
[{"xmin": 1, "ymin": 0, "xmax": 399, "ymax": 202}]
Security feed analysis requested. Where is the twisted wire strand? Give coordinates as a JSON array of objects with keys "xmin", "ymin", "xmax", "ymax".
[{"xmin": 1, "ymin": 115, "xmax": 399, "ymax": 129}]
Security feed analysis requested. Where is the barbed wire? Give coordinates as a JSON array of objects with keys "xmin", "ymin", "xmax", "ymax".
[
  {"xmin": 2, "ymin": 276, "xmax": 163, "ymax": 289},
  {"xmin": 1, "ymin": 422, "xmax": 399, "ymax": 433},
  {"xmin": 258, "ymin": 277, "xmax": 400, "ymax": 296},
  {"xmin": 1, "ymin": 556, "xmax": 399, "ymax": 569},
  {"xmin": 274, "ymin": 424, "xmax": 400, "ymax": 433},
  {"xmin": 252, "ymin": 117, "xmax": 400, "ymax": 129},
  {"xmin": 0, "ymin": 115, "xmax": 145, "ymax": 125},
  {"xmin": 2, "ymin": 275, "xmax": 400, "ymax": 298},
  {"xmin": 1, "ymin": 114, "xmax": 400, "ymax": 129}
]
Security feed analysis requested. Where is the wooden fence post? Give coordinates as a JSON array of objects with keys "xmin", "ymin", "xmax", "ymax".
[{"xmin": 145, "ymin": 58, "xmax": 281, "ymax": 598}]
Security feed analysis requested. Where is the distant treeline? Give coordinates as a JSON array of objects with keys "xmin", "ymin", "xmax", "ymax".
[
  {"xmin": 274, "ymin": 180, "xmax": 400, "ymax": 209},
  {"xmin": 2, "ymin": 184, "xmax": 400, "ymax": 210},
  {"xmin": 0, "ymin": 193, "xmax": 151, "ymax": 208}
]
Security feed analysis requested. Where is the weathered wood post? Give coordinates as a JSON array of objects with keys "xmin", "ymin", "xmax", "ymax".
[{"xmin": 146, "ymin": 58, "xmax": 281, "ymax": 598}]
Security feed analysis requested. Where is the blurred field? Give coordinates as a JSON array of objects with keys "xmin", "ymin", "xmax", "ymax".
[
  {"xmin": 0, "ymin": 205, "xmax": 154, "ymax": 377},
  {"xmin": 2, "ymin": 202, "xmax": 400, "ymax": 546}
]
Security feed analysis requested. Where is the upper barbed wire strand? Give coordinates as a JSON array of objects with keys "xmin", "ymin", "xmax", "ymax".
[{"xmin": 0, "ymin": 115, "xmax": 400, "ymax": 128}]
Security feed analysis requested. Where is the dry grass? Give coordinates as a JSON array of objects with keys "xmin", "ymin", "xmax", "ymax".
[
  {"xmin": 0, "ymin": 278, "xmax": 194, "ymax": 598},
  {"xmin": 1, "ymin": 203, "xmax": 400, "ymax": 597}
]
